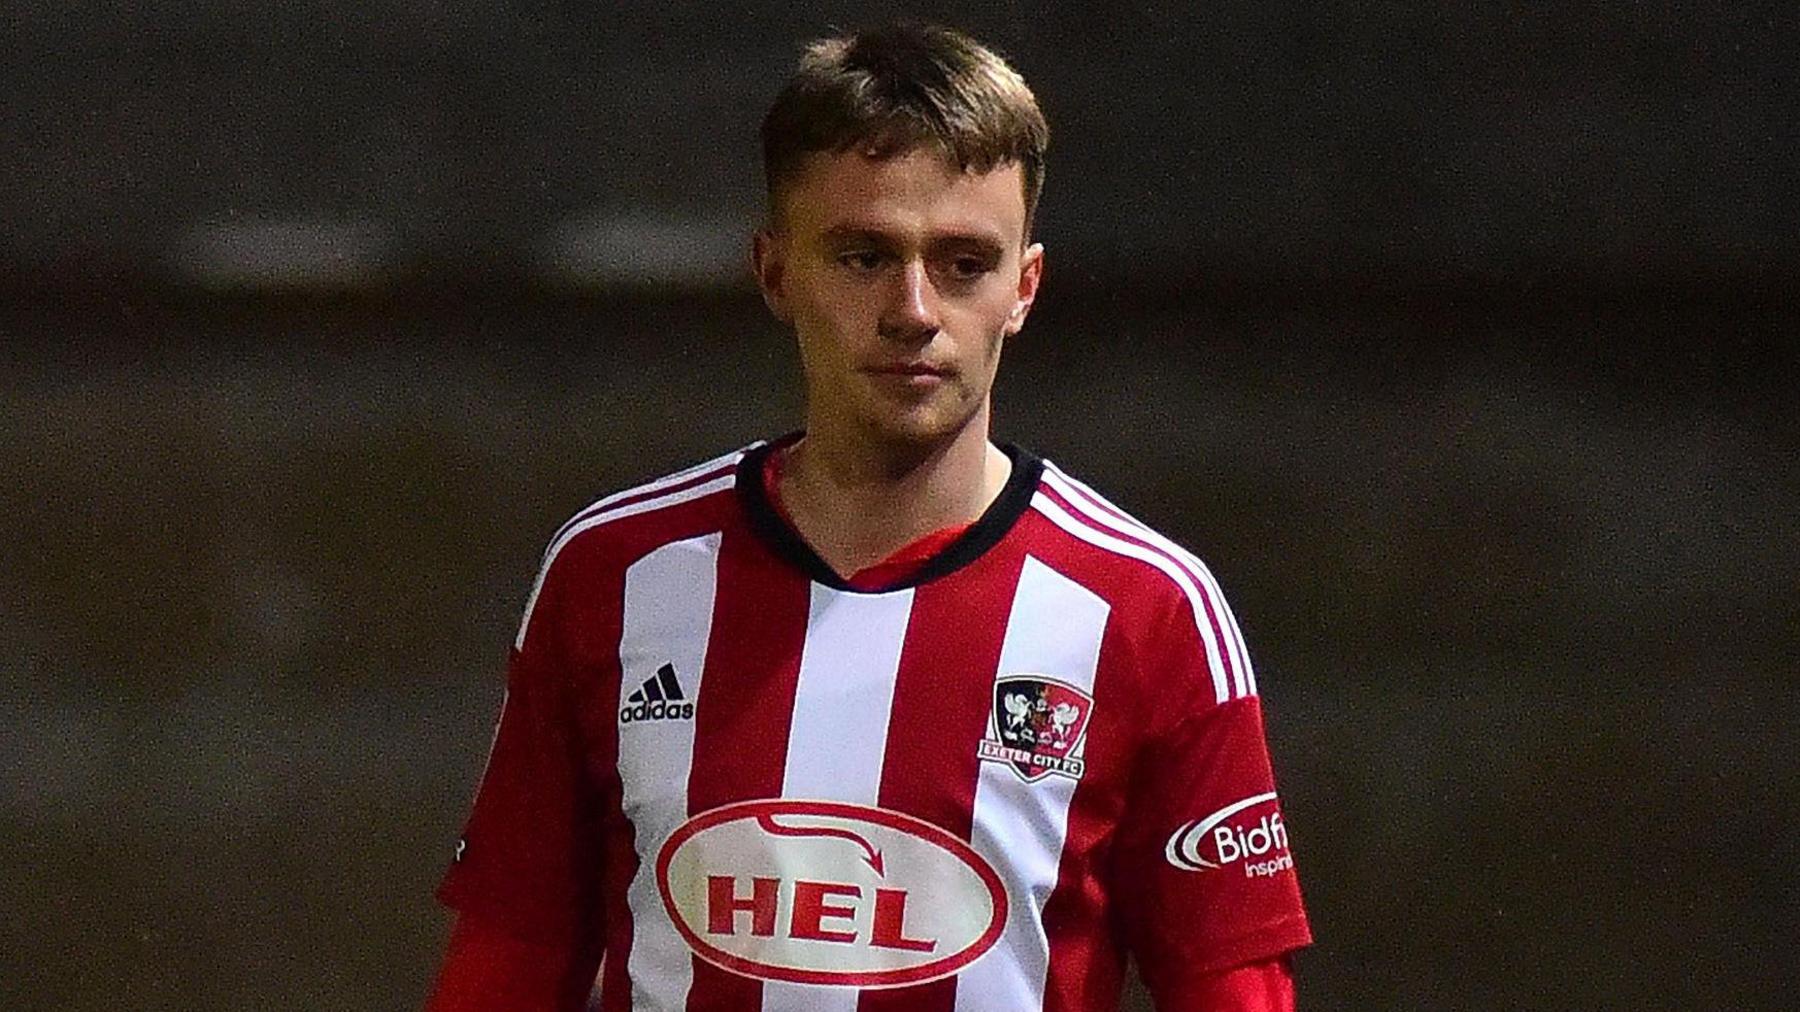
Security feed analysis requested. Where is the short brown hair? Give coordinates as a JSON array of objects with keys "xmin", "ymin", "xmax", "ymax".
[{"xmin": 761, "ymin": 23, "xmax": 1049, "ymax": 238}]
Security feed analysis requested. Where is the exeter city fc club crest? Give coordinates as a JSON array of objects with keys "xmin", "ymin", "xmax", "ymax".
[{"xmin": 977, "ymin": 676, "xmax": 1094, "ymax": 782}]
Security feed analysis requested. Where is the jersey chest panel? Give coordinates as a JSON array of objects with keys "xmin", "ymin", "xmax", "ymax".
[{"xmin": 598, "ymin": 530, "xmax": 1129, "ymax": 1002}]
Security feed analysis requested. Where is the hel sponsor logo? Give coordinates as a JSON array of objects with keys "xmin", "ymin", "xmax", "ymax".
[
  {"xmin": 1164, "ymin": 792, "xmax": 1294, "ymax": 877},
  {"xmin": 978, "ymin": 675, "xmax": 1094, "ymax": 782},
  {"xmin": 656, "ymin": 799, "xmax": 1007, "ymax": 987},
  {"xmin": 620, "ymin": 663, "xmax": 695, "ymax": 723}
]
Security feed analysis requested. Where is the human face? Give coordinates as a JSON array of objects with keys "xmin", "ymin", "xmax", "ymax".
[{"xmin": 753, "ymin": 147, "xmax": 1044, "ymax": 450}]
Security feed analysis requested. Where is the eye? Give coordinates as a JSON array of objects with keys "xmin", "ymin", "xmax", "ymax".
[
  {"xmin": 838, "ymin": 251, "xmax": 884, "ymax": 272},
  {"xmin": 951, "ymin": 256, "xmax": 992, "ymax": 279},
  {"xmin": 935, "ymin": 253, "xmax": 997, "ymax": 287}
]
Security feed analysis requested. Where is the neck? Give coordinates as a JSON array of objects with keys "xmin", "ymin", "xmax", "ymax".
[{"xmin": 778, "ymin": 408, "xmax": 1012, "ymax": 578}]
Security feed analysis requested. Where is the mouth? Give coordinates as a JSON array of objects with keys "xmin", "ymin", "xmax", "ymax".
[{"xmin": 865, "ymin": 362, "xmax": 953, "ymax": 378}]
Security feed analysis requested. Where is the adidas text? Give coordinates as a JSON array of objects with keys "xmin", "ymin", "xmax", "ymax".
[{"xmin": 620, "ymin": 699, "xmax": 695, "ymax": 723}]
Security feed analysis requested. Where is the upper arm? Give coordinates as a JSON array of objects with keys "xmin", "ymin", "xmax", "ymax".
[
  {"xmin": 436, "ymin": 549, "xmax": 609, "ymax": 948},
  {"xmin": 1149, "ymin": 955, "xmax": 1297, "ymax": 1012},
  {"xmin": 1112, "ymin": 593, "xmax": 1312, "ymax": 998},
  {"xmin": 425, "ymin": 914, "xmax": 601, "ymax": 1012}
]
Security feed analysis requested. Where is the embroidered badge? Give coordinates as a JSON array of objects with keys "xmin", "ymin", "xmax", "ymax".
[{"xmin": 977, "ymin": 675, "xmax": 1094, "ymax": 782}]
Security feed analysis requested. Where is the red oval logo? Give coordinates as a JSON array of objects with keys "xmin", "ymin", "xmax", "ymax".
[{"xmin": 656, "ymin": 799, "xmax": 1007, "ymax": 987}]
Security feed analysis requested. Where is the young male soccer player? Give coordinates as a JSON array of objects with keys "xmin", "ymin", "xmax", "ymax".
[{"xmin": 428, "ymin": 23, "xmax": 1311, "ymax": 1011}]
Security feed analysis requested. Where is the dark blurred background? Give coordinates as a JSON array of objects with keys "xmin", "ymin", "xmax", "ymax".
[{"xmin": 3, "ymin": 3, "xmax": 1795, "ymax": 1010}]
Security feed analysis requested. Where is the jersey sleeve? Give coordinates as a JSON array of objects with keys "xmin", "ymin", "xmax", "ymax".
[
  {"xmin": 425, "ymin": 913, "xmax": 599, "ymax": 1012},
  {"xmin": 436, "ymin": 556, "xmax": 606, "ymax": 947},
  {"xmin": 1112, "ymin": 594, "xmax": 1312, "ymax": 996}
]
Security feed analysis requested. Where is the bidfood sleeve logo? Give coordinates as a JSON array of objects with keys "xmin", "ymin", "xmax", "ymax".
[
  {"xmin": 1164, "ymin": 792, "xmax": 1294, "ymax": 877},
  {"xmin": 656, "ymin": 800, "xmax": 1008, "ymax": 988}
]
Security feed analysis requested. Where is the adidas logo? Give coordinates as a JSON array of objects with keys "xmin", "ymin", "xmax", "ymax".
[{"xmin": 619, "ymin": 663, "xmax": 695, "ymax": 723}]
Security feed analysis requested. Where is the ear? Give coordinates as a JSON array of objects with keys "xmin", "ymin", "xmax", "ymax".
[
  {"xmin": 1003, "ymin": 242, "xmax": 1045, "ymax": 337},
  {"xmin": 752, "ymin": 228, "xmax": 792, "ymax": 323}
]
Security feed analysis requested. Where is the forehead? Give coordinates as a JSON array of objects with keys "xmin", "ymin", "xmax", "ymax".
[{"xmin": 775, "ymin": 147, "xmax": 1027, "ymax": 246}]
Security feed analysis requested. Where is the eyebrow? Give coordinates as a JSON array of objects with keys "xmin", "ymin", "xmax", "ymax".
[{"xmin": 819, "ymin": 224, "xmax": 1009, "ymax": 253}]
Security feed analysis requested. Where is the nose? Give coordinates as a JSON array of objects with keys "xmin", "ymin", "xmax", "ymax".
[{"xmin": 878, "ymin": 259, "xmax": 940, "ymax": 343}]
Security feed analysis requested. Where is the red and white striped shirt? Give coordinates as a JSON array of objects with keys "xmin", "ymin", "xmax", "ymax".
[{"xmin": 439, "ymin": 435, "xmax": 1311, "ymax": 1011}]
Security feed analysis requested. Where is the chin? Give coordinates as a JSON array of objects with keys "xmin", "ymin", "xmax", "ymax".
[{"xmin": 862, "ymin": 402, "xmax": 981, "ymax": 448}]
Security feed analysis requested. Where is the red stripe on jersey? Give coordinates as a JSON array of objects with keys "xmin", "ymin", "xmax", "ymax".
[
  {"xmin": 1037, "ymin": 612, "xmax": 1136, "ymax": 1012},
  {"xmin": 683, "ymin": 526, "xmax": 810, "ymax": 1011},
  {"xmin": 856, "ymin": 549, "xmax": 1025, "ymax": 1012},
  {"xmin": 586, "ymin": 569, "xmax": 636, "ymax": 1012},
  {"xmin": 1036, "ymin": 480, "xmax": 1243, "ymax": 701}
]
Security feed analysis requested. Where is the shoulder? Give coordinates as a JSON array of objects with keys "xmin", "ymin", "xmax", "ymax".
[
  {"xmin": 1022, "ymin": 457, "xmax": 1259, "ymax": 705},
  {"xmin": 513, "ymin": 441, "xmax": 759, "ymax": 650},
  {"xmin": 1021, "ymin": 457, "xmax": 1229, "ymax": 616},
  {"xmin": 538, "ymin": 442, "xmax": 754, "ymax": 567}
]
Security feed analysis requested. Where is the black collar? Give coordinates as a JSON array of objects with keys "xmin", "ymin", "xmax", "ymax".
[{"xmin": 736, "ymin": 433, "xmax": 1044, "ymax": 593}]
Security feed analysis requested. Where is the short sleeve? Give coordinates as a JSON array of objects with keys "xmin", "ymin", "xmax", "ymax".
[
  {"xmin": 436, "ymin": 572, "xmax": 605, "ymax": 947},
  {"xmin": 1112, "ymin": 604, "xmax": 1311, "ymax": 995}
]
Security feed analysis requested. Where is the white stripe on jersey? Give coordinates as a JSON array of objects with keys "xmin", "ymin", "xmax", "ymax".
[
  {"xmin": 1040, "ymin": 465, "xmax": 1258, "ymax": 698},
  {"xmin": 515, "ymin": 471, "xmax": 737, "ymax": 650},
  {"xmin": 955, "ymin": 555, "xmax": 1109, "ymax": 1012},
  {"xmin": 616, "ymin": 533, "xmax": 724, "ymax": 1011},
  {"xmin": 1029, "ymin": 489, "xmax": 1235, "ymax": 705},
  {"xmin": 764, "ymin": 584, "xmax": 915, "ymax": 1012},
  {"xmin": 546, "ymin": 444, "xmax": 756, "ymax": 553}
]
